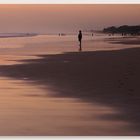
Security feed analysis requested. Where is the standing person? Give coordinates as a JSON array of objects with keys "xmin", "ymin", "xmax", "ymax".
[{"xmin": 78, "ymin": 30, "xmax": 82, "ymax": 51}]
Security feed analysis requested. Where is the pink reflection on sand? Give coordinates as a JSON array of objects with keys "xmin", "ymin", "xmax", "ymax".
[
  {"xmin": 0, "ymin": 77, "xmax": 134, "ymax": 135},
  {"xmin": 0, "ymin": 35, "xmax": 140, "ymax": 135}
]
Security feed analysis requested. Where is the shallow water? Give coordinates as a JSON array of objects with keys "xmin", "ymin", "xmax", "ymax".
[
  {"xmin": 0, "ymin": 34, "xmax": 139, "ymax": 56},
  {"xmin": 0, "ymin": 34, "xmax": 139, "ymax": 135},
  {"xmin": 0, "ymin": 34, "xmax": 139, "ymax": 65}
]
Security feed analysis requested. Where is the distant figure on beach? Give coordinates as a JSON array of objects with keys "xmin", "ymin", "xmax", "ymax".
[{"xmin": 78, "ymin": 30, "xmax": 82, "ymax": 51}]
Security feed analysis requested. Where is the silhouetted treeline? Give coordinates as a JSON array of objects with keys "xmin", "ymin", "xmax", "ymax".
[{"xmin": 103, "ymin": 25, "xmax": 140, "ymax": 36}]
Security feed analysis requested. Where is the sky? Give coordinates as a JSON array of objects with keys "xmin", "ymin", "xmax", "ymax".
[{"xmin": 0, "ymin": 4, "xmax": 139, "ymax": 33}]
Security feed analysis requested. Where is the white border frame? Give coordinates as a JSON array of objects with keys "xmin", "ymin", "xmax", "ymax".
[{"xmin": 0, "ymin": 0, "xmax": 140, "ymax": 4}]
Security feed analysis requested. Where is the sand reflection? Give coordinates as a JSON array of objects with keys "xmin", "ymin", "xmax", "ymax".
[
  {"xmin": 0, "ymin": 35, "xmax": 140, "ymax": 135},
  {"xmin": 0, "ymin": 76, "xmax": 136, "ymax": 135}
]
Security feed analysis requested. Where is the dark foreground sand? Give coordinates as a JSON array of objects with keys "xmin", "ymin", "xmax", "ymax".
[{"xmin": 0, "ymin": 47, "xmax": 140, "ymax": 135}]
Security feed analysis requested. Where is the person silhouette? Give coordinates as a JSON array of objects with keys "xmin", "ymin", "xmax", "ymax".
[{"xmin": 78, "ymin": 30, "xmax": 82, "ymax": 51}]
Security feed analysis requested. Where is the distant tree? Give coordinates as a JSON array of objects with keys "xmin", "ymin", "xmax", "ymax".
[
  {"xmin": 103, "ymin": 26, "xmax": 117, "ymax": 35},
  {"xmin": 103, "ymin": 25, "xmax": 140, "ymax": 35}
]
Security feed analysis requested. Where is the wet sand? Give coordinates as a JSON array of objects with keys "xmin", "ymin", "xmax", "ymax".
[
  {"xmin": 0, "ymin": 35, "xmax": 140, "ymax": 135},
  {"xmin": 1, "ymin": 46, "xmax": 140, "ymax": 135},
  {"xmin": 0, "ymin": 77, "xmax": 128, "ymax": 136}
]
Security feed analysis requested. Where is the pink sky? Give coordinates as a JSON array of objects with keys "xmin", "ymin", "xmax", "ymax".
[{"xmin": 0, "ymin": 4, "xmax": 139, "ymax": 33}]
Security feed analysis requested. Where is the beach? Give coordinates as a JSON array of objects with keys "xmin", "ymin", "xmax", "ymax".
[{"xmin": 0, "ymin": 34, "xmax": 140, "ymax": 135}]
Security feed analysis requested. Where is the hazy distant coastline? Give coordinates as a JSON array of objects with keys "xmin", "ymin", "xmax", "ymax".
[{"xmin": 0, "ymin": 33, "xmax": 38, "ymax": 38}]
